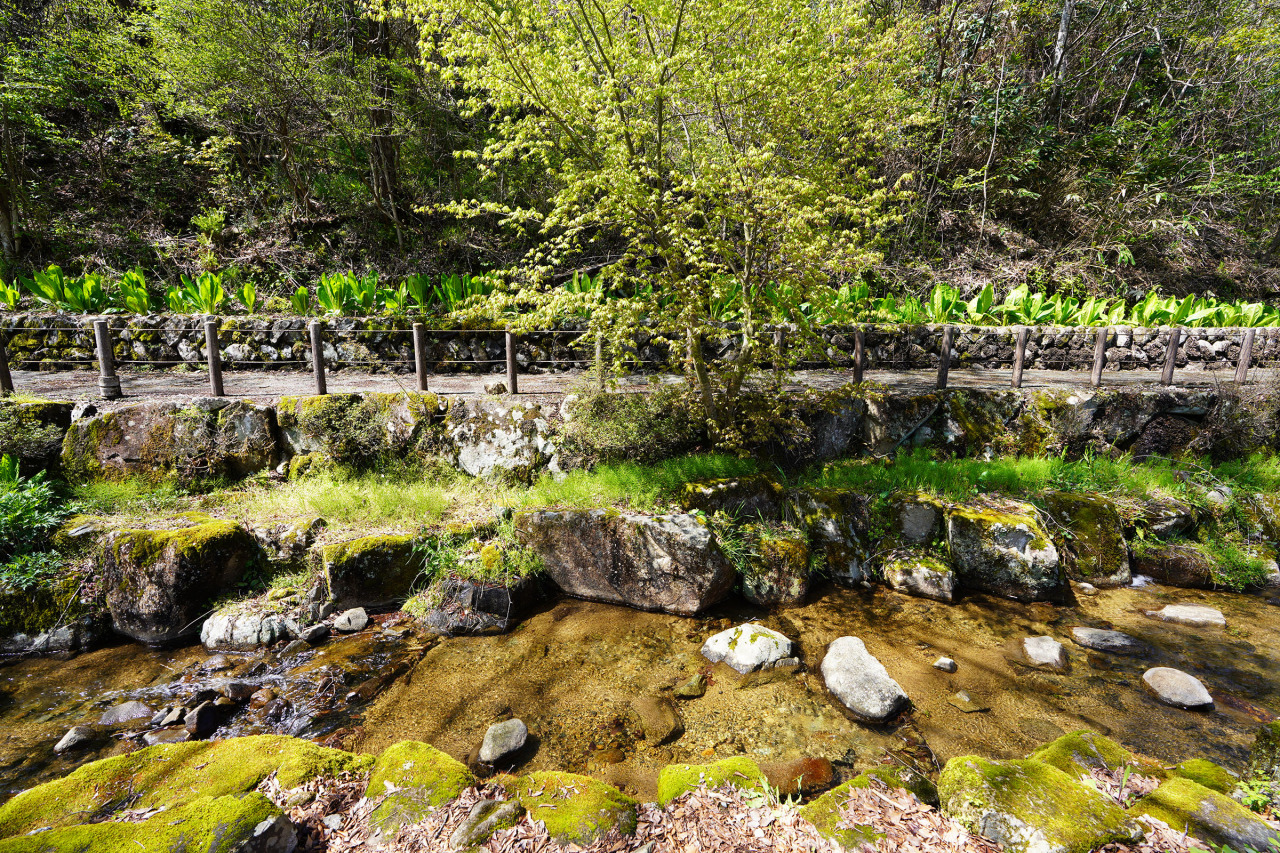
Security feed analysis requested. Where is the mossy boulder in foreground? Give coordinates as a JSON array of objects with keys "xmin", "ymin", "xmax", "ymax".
[
  {"xmin": 800, "ymin": 765, "xmax": 939, "ymax": 849},
  {"xmin": 946, "ymin": 502, "xmax": 1065, "ymax": 602},
  {"xmin": 656, "ymin": 756, "xmax": 765, "ymax": 805},
  {"xmin": 509, "ymin": 771, "xmax": 638, "ymax": 845},
  {"xmin": 366, "ymin": 741, "xmax": 476, "ymax": 832},
  {"xmin": 938, "ymin": 756, "xmax": 1144, "ymax": 853},
  {"xmin": 0, "ymin": 793, "xmax": 288, "ymax": 853},
  {"xmin": 323, "ymin": 533, "xmax": 424, "ymax": 610},
  {"xmin": 1129, "ymin": 776, "xmax": 1280, "ymax": 852},
  {"xmin": 99, "ymin": 514, "xmax": 259, "ymax": 643},
  {"xmin": 1027, "ymin": 730, "xmax": 1139, "ymax": 781},
  {"xmin": 0, "ymin": 735, "xmax": 368, "ymax": 838}
]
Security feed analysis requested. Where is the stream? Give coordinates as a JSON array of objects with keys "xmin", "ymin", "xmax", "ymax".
[{"xmin": 1, "ymin": 581, "xmax": 1276, "ymax": 802}]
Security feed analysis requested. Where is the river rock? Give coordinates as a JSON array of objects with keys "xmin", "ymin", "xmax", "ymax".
[
  {"xmin": 1145, "ymin": 604, "xmax": 1225, "ymax": 628},
  {"xmin": 738, "ymin": 528, "xmax": 811, "ymax": 608},
  {"xmin": 54, "ymin": 726, "xmax": 94, "ymax": 754},
  {"xmin": 185, "ymin": 700, "xmax": 225, "ymax": 737},
  {"xmin": 1142, "ymin": 667, "xmax": 1214, "ymax": 710},
  {"xmin": 682, "ymin": 475, "xmax": 784, "ymax": 519},
  {"xmin": 934, "ymin": 657, "xmax": 958, "ymax": 673},
  {"xmin": 701, "ymin": 624, "xmax": 794, "ymax": 674},
  {"xmin": 480, "ymin": 718, "xmax": 528, "ymax": 764},
  {"xmin": 939, "ymin": 756, "xmax": 1144, "ymax": 853},
  {"xmin": 99, "ymin": 515, "xmax": 258, "ymax": 644},
  {"xmin": 1013, "ymin": 636, "xmax": 1068, "ymax": 671},
  {"xmin": 947, "ymin": 502, "xmax": 1064, "ymax": 602},
  {"xmin": 323, "ymin": 534, "xmax": 423, "ymax": 610},
  {"xmin": 674, "ymin": 673, "xmax": 706, "ymax": 699},
  {"xmin": 515, "ymin": 510, "xmax": 735, "ymax": 615},
  {"xmin": 631, "ymin": 696, "xmax": 683, "ymax": 744},
  {"xmin": 1131, "ymin": 777, "xmax": 1279, "ymax": 852},
  {"xmin": 144, "ymin": 726, "xmax": 193, "ymax": 746},
  {"xmin": 333, "ymin": 608, "xmax": 369, "ymax": 633},
  {"xmin": 820, "ymin": 636, "xmax": 909, "ymax": 723},
  {"xmin": 785, "ymin": 489, "xmax": 871, "ymax": 586},
  {"xmin": 881, "ymin": 548, "xmax": 956, "ymax": 602},
  {"xmin": 1133, "ymin": 543, "xmax": 1215, "ymax": 589},
  {"xmin": 1042, "ymin": 491, "xmax": 1132, "ymax": 587},
  {"xmin": 99, "ymin": 700, "xmax": 153, "ymax": 725},
  {"xmin": 421, "ymin": 575, "xmax": 540, "ymax": 636},
  {"xmin": 201, "ymin": 608, "xmax": 290, "ymax": 650},
  {"xmin": 1071, "ymin": 627, "xmax": 1147, "ymax": 656},
  {"xmin": 447, "ymin": 398, "xmax": 558, "ymax": 481}
]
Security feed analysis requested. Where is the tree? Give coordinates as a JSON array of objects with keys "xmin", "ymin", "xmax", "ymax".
[{"xmin": 412, "ymin": 0, "xmax": 923, "ymax": 430}]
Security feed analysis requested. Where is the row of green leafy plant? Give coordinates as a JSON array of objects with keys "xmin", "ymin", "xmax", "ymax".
[{"xmin": 0, "ymin": 267, "xmax": 507, "ymax": 317}]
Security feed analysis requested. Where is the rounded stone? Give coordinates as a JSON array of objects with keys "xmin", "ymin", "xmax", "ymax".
[
  {"xmin": 1143, "ymin": 667, "xmax": 1214, "ymax": 710},
  {"xmin": 479, "ymin": 718, "xmax": 528, "ymax": 764},
  {"xmin": 333, "ymin": 608, "xmax": 369, "ymax": 633},
  {"xmin": 1071, "ymin": 627, "xmax": 1147, "ymax": 656},
  {"xmin": 1145, "ymin": 604, "xmax": 1225, "ymax": 628},
  {"xmin": 820, "ymin": 636, "xmax": 909, "ymax": 723},
  {"xmin": 700, "ymin": 623, "xmax": 793, "ymax": 674}
]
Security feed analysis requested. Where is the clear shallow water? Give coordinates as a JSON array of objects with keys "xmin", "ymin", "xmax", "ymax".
[{"xmin": 0, "ymin": 582, "xmax": 1276, "ymax": 802}]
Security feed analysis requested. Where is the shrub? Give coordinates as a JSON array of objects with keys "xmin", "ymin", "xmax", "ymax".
[{"xmin": 557, "ymin": 387, "xmax": 704, "ymax": 466}]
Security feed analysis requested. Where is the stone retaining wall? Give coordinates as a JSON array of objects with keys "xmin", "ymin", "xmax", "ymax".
[{"xmin": 2, "ymin": 313, "xmax": 1277, "ymax": 374}]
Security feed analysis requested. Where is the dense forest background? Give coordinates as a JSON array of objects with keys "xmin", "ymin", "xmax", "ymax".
[{"xmin": 2, "ymin": 0, "xmax": 1279, "ymax": 303}]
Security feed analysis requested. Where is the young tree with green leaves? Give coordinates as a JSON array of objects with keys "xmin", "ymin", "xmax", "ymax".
[{"xmin": 413, "ymin": 0, "xmax": 924, "ymax": 431}]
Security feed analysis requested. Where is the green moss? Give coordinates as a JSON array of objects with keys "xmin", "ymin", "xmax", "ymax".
[
  {"xmin": 656, "ymin": 756, "xmax": 765, "ymax": 806},
  {"xmin": 510, "ymin": 771, "xmax": 638, "ymax": 845},
  {"xmin": 60, "ymin": 413, "xmax": 122, "ymax": 482},
  {"xmin": 797, "ymin": 779, "xmax": 886, "ymax": 850},
  {"xmin": 0, "ymin": 793, "xmax": 280, "ymax": 853},
  {"xmin": 110, "ymin": 515, "xmax": 246, "ymax": 573},
  {"xmin": 1042, "ymin": 493, "xmax": 1130, "ymax": 585},
  {"xmin": 939, "ymin": 756, "xmax": 1142, "ymax": 853},
  {"xmin": 855, "ymin": 765, "xmax": 940, "ymax": 806},
  {"xmin": 1028, "ymin": 731, "xmax": 1137, "ymax": 780},
  {"xmin": 0, "ymin": 572, "xmax": 93, "ymax": 637},
  {"xmin": 0, "ymin": 735, "xmax": 366, "ymax": 838},
  {"xmin": 367, "ymin": 741, "xmax": 475, "ymax": 832},
  {"xmin": 323, "ymin": 533, "xmax": 423, "ymax": 607},
  {"xmin": 1129, "ymin": 776, "xmax": 1277, "ymax": 851},
  {"xmin": 1172, "ymin": 759, "xmax": 1236, "ymax": 795}
]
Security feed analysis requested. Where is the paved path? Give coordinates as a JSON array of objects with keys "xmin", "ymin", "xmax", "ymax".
[{"xmin": 9, "ymin": 364, "xmax": 1272, "ymax": 407}]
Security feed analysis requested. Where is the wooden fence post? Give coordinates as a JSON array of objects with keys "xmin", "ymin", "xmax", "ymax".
[
  {"xmin": 0, "ymin": 331, "xmax": 13, "ymax": 396},
  {"xmin": 1011, "ymin": 326, "xmax": 1028, "ymax": 389},
  {"xmin": 93, "ymin": 319, "xmax": 122, "ymax": 399},
  {"xmin": 936, "ymin": 325, "xmax": 954, "ymax": 390},
  {"xmin": 853, "ymin": 327, "xmax": 865, "ymax": 383},
  {"xmin": 506, "ymin": 330, "xmax": 519, "ymax": 394},
  {"xmin": 1235, "ymin": 328, "xmax": 1255, "ymax": 385},
  {"xmin": 1160, "ymin": 327, "xmax": 1181, "ymax": 386},
  {"xmin": 413, "ymin": 323, "xmax": 429, "ymax": 392},
  {"xmin": 309, "ymin": 320, "xmax": 327, "ymax": 395},
  {"xmin": 204, "ymin": 317, "xmax": 224, "ymax": 397},
  {"xmin": 1090, "ymin": 326, "xmax": 1108, "ymax": 387}
]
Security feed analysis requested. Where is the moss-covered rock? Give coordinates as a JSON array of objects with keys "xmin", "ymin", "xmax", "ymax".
[
  {"xmin": 1028, "ymin": 731, "xmax": 1139, "ymax": 781},
  {"xmin": 1042, "ymin": 492, "xmax": 1131, "ymax": 587},
  {"xmin": 890, "ymin": 492, "xmax": 948, "ymax": 547},
  {"xmin": 1129, "ymin": 776, "xmax": 1279, "ymax": 852},
  {"xmin": 946, "ymin": 502, "xmax": 1065, "ymax": 602},
  {"xmin": 1172, "ymin": 759, "xmax": 1235, "ymax": 794},
  {"xmin": 938, "ymin": 756, "xmax": 1144, "ymax": 853},
  {"xmin": 1132, "ymin": 542, "xmax": 1215, "ymax": 589},
  {"xmin": 0, "ymin": 793, "xmax": 285, "ymax": 853},
  {"xmin": 0, "ymin": 735, "xmax": 368, "ymax": 838},
  {"xmin": 323, "ymin": 533, "xmax": 424, "ymax": 610},
  {"xmin": 784, "ymin": 488, "xmax": 871, "ymax": 586},
  {"xmin": 99, "ymin": 514, "xmax": 259, "ymax": 643},
  {"xmin": 880, "ymin": 548, "xmax": 955, "ymax": 602},
  {"xmin": 681, "ymin": 475, "xmax": 784, "ymax": 520},
  {"xmin": 0, "ymin": 573, "xmax": 96, "ymax": 644},
  {"xmin": 738, "ymin": 525, "xmax": 810, "ymax": 608},
  {"xmin": 0, "ymin": 400, "xmax": 71, "ymax": 476},
  {"xmin": 367, "ymin": 741, "xmax": 475, "ymax": 832},
  {"xmin": 799, "ymin": 764, "xmax": 938, "ymax": 848},
  {"xmin": 510, "ymin": 771, "xmax": 638, "ymax": 845},
  {"xmin": 1250, "ymin": 721, "xmax": 1280, "ymax": 783},
  {"xmin": 656, "ymin": 756, "xmax": 766, "ymax": 806}
]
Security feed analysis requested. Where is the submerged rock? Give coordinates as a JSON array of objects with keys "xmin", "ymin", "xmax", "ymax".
[
  {"xmin": 630, "ymin": 696, "xmax": 684, "ymax": 744},
  {"xmin": 881, "ymin": 548, "xmax": 956, "ymax": 603},
  {"xmin": 939, "ymin": 755, "xmax": 1144, "ymax": 853},
  {"xmin": 201, "ymin": 608, "xmax": 290, "ymax": 651},
  {"xmin": 516, "ymin": 510, "xmax": 735, "ymax": 615},
  {"xmin": 1130, "ymin": 777, "xmax": 1279, "ymax": 852},
  {"xmin": 1012, "ymin": 636, "xmax": 1068, "ymax": 672},
  {"xmin": 479, "ymin": 718, "xmax": 528, "ymax": 764},
  {"xmin": 700, "ymin": 624, "xmax": 793, "ymax": 674},
  {"xmin": 674, "ymin": 673, "xmax": 706, "ymax": 699},
  {"xmin": 1070, "ymin": 627, "xmax": 1147, "ymax": 656},
  {"xmin": 1145, "ymin": 604, "xmax": 1225, "ymax": 628},
  {"xmin": 947, "ymin": 502, "xmax": 1064, "ymax": 602},
  {"xmin": 820, "ymin": 636, "xmax": 909, "ymax": 723},
  {"xmin": 100, "ymin": 700, "xmax": 153, "ymax": 726},
  {"xmin": 1142, "ymin": 667, "xmax": 1214, "ymax": 710},
  {"xmin": 99, "ymin": 515, "xmax": 258, "ymax": 644}
]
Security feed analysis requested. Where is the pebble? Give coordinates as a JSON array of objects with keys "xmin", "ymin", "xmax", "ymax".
[
  {"xmin": 54, "ymin": 725, "xmax": 94, "ymax": 754},
  {"xmin": 479, "ymin": 718, "xmax": 528, "ymax": 764},
  {"xmin": 701, "ymin": 623, "xmax": 794, "ymax": 674},
  {"xmin": 1075, "ymin": 582, "xmax": 1099, "ymax": 596},
  {"xmin": 674, "ymin": 674, "xmax": 706, "ymax": 699},
  {"xmin": 1145, "ymin": 604, "xmax": 1226, "ymax": 628},
  {"xmin": 279, "ymin": 639, "xmax": 311, "ymax": 657},
  {"xmin": 1143, "ymin": 667, "xmax": 1214, "ymax": 710},
  {"xmin": 333, "ymin": 608, "xmax": 369, "ymax": 633},
  {"xmin": 213, "ymin": 680, "xmax": 255, "ymax": 702},
  {"xmin": 948, "ymin": 691, "xmax": 989, "ymax": 713},
  {"xmin": 184, "ymin": 701, "xmax": 222, "ymax": 737},
  {"xmin": 202, "ymin": 654, "xmax": 234, "ymax": 672},
  {"xmin": 99, "ymin": 701, "xmax": 153, "ymax": 726},
  {"xmin": 1071, "ymin": 627, "xmax": 1147, "ymax": 656},
  {"xmin": 933, "ymin": 657, "xmax": 958, "ymax": 673},
  {"xmin": 1018, "ymin": 636, "xmax": 1068, "ymax": 671}
]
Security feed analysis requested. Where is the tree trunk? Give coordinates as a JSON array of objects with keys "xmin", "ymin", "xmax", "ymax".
[
  {"xmin": 367, "ymin": 11, "xmax": 403, "ymax": 248},
  {"xmin": 1048, "ymin": 0, "xmax": 1076, "ymax": 113},
  {"xmin": 686, "ymin": 328, "xmax": 719, "ymax": 431}
]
